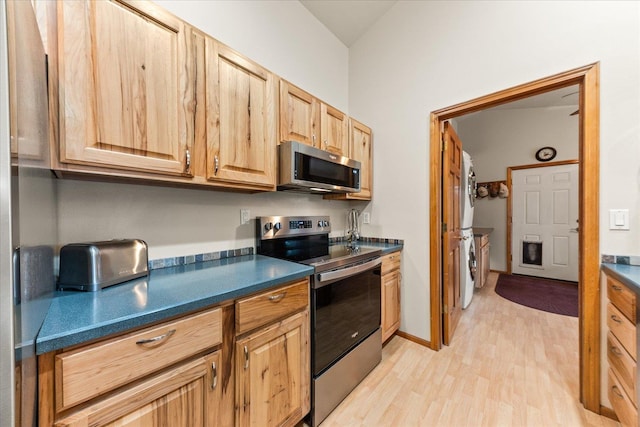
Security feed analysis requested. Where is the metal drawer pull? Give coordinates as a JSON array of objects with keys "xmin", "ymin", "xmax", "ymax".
[
  {"xmin": 244, "ymin": 346, "xmax": 249, "ymax": 369},
  {"xmin": 136, "ymin": 329, "xmax": 176, "ymax": 345},
  {"xmin": 612, "ymin": 385, "xmax": 624, "ymax": 399},
  {"xmin": 185, "ymin": 149, "xmax": 191, "ymax": 173},
  {"xmin": 214, "ymin": 155, "xmax": 219, "ymax": 175},
  {"xmin": 611, "ymin": 314, "xmax": 622, "ymax": 324},
  {"xmin": 268, "ymin": 292, "xmax": 287, "ymax": 302},
  {"xmin": 612, "ymin": 285, "xmax": 623, "ymax": 292},
  {"xmin": 211, "ymin": 362, "xmax": 217, "ymax": 389}
]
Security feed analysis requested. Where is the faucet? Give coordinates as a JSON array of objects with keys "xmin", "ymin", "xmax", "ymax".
[{"xmin": 347, "ymin": 209, "xmax": 360, "ymax": 246}]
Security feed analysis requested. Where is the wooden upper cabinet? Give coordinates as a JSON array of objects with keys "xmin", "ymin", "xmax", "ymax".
[
  {"xmin": 279, "ymin": 80, "xmax": 320, "ymax": 148},
  {"xmin": 205, "ymin": 40, "xmax": 277, "ymax": 189},
  {"xmin": 57, "ymin": 0, "xmax": 196, "ymax": 176},
  {"xmin": 325, "ymin": 118, "xmax": 373, "ymax": 201},
  {"xmin": 320, "ymin": 103, "xmax": 348, "ymax": 155},
  {"xmin": 279, "ymin": 80, "xmax": 348, "ymax": 156},
  {"xmin": 348, "ymin": 119, "xmax": 373, "ymax": 199}
]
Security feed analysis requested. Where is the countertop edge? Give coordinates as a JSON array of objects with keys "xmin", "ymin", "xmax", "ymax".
[
  {"xmin": 601, "ymin": 263, "xmax": 640, "ymax": 294},
  {"xmin": 35, "ymin": 267, "xmax": 313, "ymax": 355}
]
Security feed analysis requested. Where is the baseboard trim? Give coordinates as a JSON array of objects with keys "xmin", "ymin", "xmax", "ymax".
[
  {"xmin": 489, "ymin": 269, "xmax": 508, "ymax": 274},
  {"xmin": 395, "ymin": 330, "xmax": 432, "ymax": 349},
  {"xmin": 599, "ymin": 405, "xmax": 618, "ymax": 422}
]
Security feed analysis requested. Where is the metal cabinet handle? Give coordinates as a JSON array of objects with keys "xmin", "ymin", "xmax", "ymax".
[
  {"xmin": 612, "ymin": 285, "xmax": 623, "ymax": 292},
  {"xmin": 268, "ymin": 292, "xmax": 286, "ymax": 302},
  {"xmin": 312, "ymin": 135, "xmax": 316, "ymax": 147},
  {"xmin": 214, "ymin": 155, "xmax": 219, "ymax": 175},
  {"xmin": 136, "ymin": 329, "xmax": 176, "ymax": 345},
  {"xmin": 211, "ymin": 361, "xmax": 217, "ymax": 389},
  {"xmin": 185, "ymin": 149, "xmax": 191, "ymax": 173},
  {"xmin": 323, "ymin": 139, "xmax": 327, "ymax": 148},
  {"xmin": 244, "ymin": 345, "xmax": 249, "ymax": 369},
  {"xmin": 611, "ymin": 314, "xmax": 622, "ymax": 324},
  {"xmin": 612, "ymin": 385, "xmax": 624, "ymax": 399}
]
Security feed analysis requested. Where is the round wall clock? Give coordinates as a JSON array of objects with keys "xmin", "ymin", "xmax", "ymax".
[{"xmin": 535, "ymin": 146, "xmax": 557, "ymax": 162}]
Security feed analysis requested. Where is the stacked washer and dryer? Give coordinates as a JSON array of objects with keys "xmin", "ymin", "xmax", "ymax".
[{"xmin": 460, "ymin": 151, "xmax": 477, "ymax": 309}]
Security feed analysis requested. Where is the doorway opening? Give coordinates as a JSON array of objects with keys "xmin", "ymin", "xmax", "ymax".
[{"xmin": 428, "ymin": 63, "xmax": 600, "ymax": 412}]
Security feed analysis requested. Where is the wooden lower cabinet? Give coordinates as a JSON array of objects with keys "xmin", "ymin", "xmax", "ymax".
[
  {"xmin": 474, "ymin": 233, "xmax": 490, "ymax": 289},
  {"xmin": 604, "ymin": 270, "xmax": 638, "ymax": 427},
  {"xmin": 381, "ymin": 251, "xmax": 402, "ymax": 343},
  {"xmin": 54, "ymin": 351, "xmax": 222, "ymax": 427},
  {"xmin": 235, "ymin": 309, "xmax": 310, "ymax": 427},
  {"xmin": 40, "ymin": 280, "xmax": 312, "ymax": 427}
]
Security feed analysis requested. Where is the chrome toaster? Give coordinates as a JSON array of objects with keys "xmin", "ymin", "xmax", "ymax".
[{"xmin": 57, "ymin": 239, "xmax": 149, "ymax": 291}]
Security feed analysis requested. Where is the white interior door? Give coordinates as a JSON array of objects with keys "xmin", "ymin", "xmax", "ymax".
[{"xmin": 511, "ymin": 164, "xmax": 579, "ymax": 281}]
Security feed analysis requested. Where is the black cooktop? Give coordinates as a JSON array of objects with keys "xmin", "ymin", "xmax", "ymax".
[{"xmin": 256, "ymin": 216, "xmax": 381, "ymax": 273}]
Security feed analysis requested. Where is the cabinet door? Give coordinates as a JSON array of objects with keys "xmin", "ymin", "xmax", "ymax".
[
  {"xmin": 348, "ymin": 119, "xmax": 373, "ymax": 200},
  {"xmin": 58, "ymin": 0, "xmax": 195, "ymax": 176},
  {"xmin": 382, "ymin": 270, "xmax": 401, "ymax": 343},
  {"xmin": 479, "ymin": 242, "xmax": 490, "ymax": 288},
  {"xmin": 54, "ymin": 351, "xmax": 222, "ymax": 427},
  {"xmin": 206, "ymin": 41, "xmax": 276, "ymax": 189},
  {"xmin": 279, "ymin": 80, "xmax": 319, "ymax": 148},
  {"xmin": 236, "ymin": 310, "xmax": 310, "ymax": 427},
  {"xmin": 320, "ymin": 103, "xmax": 348, "ymax": 156}
]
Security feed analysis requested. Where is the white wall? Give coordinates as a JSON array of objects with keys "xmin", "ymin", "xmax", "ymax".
[
  {"xmin": 56, "ymin": 1, "xmax": 354, "ymax": 260},
  {"xmin": 457, "ymin": 106, "xmax": 579, "ymax": 272},
  {"xmin": 349, "ymin": 1, "xmax": 640, "ymax": 342}
]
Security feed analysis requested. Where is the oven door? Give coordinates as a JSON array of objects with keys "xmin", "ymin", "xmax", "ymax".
[{"xmin": 311, "ymin": 258, "xmax": 381, "ymax": 376}]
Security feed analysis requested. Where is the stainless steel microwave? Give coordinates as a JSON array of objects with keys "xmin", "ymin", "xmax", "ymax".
[{"xmin": 278, "ymin": 141, "xmax": 361, "ymax": 194}]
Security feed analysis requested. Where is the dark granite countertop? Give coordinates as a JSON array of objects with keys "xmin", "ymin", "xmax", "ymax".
[
  {"xmin": 36, "ymin": 255, "xmax": 313, "ymax": 354},
  {"xmin": 602, "ymin": 263, "xmax": 640, "ymax": 294}
]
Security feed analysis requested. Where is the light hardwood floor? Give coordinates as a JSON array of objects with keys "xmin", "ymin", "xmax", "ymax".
[{"xmin": 321, "ymin": 272, "xmax": 618, "ymax": 426}]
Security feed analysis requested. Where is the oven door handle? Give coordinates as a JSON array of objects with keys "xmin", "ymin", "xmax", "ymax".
[{"xmin": 317, "ymin": 257, "xmax": 381, "ymax": 284}]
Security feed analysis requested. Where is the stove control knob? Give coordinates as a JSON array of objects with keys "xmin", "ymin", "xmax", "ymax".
[
  {"xmin": 323, "ymin": 220, "xmax": 330, "ymax": 227},
  {"xmin": 264, "ymin": 222, "xmax": 273, "ymax": 232},
  {"xmin": 274, "ymin": 222, "xmax": 282, "ymax": 232},
  {"xmin": 317, "ymin": 220, "xmax": 323, "ymax": 228}
]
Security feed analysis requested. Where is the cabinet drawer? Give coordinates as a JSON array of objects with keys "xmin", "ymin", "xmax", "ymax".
[
  {"xmin": 381, "ymin": 252, "xmax": 401, "ymax": 275},
  {"xmin": 608, "ymin": 369, "xmax": 638, "ymax": 427},
  {"xmin": 607, "ymin": 331, "xmax": 637, "ymax": 405},
  {"xmin": 56, "ymin": 307, "xmax": 222, "ymax": 411},
  {"xmin": 607, "ymin": 302, "xmax": 637, "ymax": 360},
  {"xmin": 477, "ymin": 234, "xmax": 489, "ymax": 247},
  {"xmin": 608, "ymin": 276, "xmax": 637, "ymax": 323},
  {"xmin": 236, "ymin": 279, "xmax": 309, "ymax": 335}
]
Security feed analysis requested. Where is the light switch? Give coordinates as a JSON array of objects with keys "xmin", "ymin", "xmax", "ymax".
[{"xmin": 609, "ymin": 209, "xmax": 629, "ymax": 230}]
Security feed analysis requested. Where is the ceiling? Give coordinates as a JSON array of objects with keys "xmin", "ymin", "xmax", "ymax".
[
  {"xmin": 300, "ymin": 0, "xmax": 397, "ymax": 47},
  {"xmin": 299, "ymin": 1, "xmax": 579, "ymax": 111}
]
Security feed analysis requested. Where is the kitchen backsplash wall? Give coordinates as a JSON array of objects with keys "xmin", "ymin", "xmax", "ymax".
[{"xmin": 56, "ymin": 179, "xmax": 363, "ymax": 260}]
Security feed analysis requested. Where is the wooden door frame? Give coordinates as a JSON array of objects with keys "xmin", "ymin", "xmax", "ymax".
[
  {"xmin": 506, "ymin": 160, "xmax": 579, "ymax": 275},
  {"xmin": 429, "ymin": 63, "xmax": 600, "ymax": 412}
]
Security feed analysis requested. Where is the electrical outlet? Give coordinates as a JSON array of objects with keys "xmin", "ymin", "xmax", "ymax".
[
  {"xmin": 240, "ymin": 209, "xmax": 250, "ymax": 225},
  {"xmin": 362, "ymin": 212, "xmax": 371, "ymax": 224}
]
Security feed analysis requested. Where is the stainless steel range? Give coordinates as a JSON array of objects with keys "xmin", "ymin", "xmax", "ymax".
[{"xmin": 256, "ymin": 216, "xmax": 382, "ymax": 426}]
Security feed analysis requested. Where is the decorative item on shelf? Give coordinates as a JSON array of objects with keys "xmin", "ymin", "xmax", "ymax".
[{"xmin": 476, "ymin": 180, "xmax": 508, "ymax": 199}]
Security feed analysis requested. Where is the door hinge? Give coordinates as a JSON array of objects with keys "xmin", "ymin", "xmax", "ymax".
[
  {"xmin": 441, "ymin": 135, "xmax": 447, "ymax": 152},
  {"xmin": 442, "ymin": 223, "xmax": 447, "ymax": 233},
  {"xmin": 443, "ymin": 304, "xmax": 448, "ymax": 314}
]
